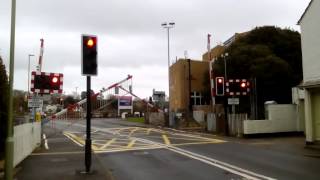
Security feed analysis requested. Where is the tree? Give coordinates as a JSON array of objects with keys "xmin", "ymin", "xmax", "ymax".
[
  {"xmin": 63, "ymin": 95, "xmax": 76, "ymax": 108},
  {"xmin": 212, "ymin": 26, "xmax": 302, "ymax": 118},
  {"xmin": 13, "ymin": 90, "xmax": 28, "ymax": 115},
  {"xmin": 0, "ymin": 56, "xmax": 9, "ymax": 159}
]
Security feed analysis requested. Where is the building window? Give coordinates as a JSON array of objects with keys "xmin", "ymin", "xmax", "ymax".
[{"xmin": 190, "ymin": 91, "xmax": 203, "ymax": 105}]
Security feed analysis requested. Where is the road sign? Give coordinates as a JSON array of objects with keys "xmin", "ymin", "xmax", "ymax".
[
  {"xmin": 28, "ymin": 98, "xmax": 43, "ymax": 108},
  {"xmin": 228, "ymin": 98, "xmax": 239, "ymax": 105}
]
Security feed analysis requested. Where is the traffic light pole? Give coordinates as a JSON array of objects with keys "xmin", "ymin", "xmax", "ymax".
[{"xmin": 85, "ymin": 76, "xmax": 92, "ymax": 173}]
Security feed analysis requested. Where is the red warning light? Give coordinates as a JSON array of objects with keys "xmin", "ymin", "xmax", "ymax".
[
  {"xmin": 218, "ymin": 78, "xmax": 223, "ymax": 83},
  {"xmin": 52, "ymin": 76, "xmax": 58, "ymax": 83},
  {"xmin": 240, "ymin": 82, "xmax": 246, "ymax": 88}
]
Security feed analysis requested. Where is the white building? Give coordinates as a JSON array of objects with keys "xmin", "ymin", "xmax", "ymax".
[{"xmin": 298, "ymin": 0, "xmax": 320, "ymax": 144}]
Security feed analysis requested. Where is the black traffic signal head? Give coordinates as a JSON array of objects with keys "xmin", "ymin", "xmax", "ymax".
[
  {"xmin": 82, "ymin": 35, "xmax": 97, "ymax": 76},
  {"xmin": 215, "ymin": 77, "xmax": 224, "ymax": 96}
]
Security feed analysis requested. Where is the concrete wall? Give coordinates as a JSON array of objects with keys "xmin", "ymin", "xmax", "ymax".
[
  {"xmin": 311, "ymin": 90, "xmax": 320, "ymax": 140},
  {"xmin": 243, "ymin": 104, "xmax": 300, "ymax": 134},
  {"xmin": 14, "ymin": 122, "xmax": 41, "ymax": 167},
  {"xmin": 207, "ymin": 113, "xmax": 216, "ymax": 132},
  {"xmin": 193, "ymin": 110, "xmax": 205, "ymax": 124},
  {"xmin": 149, "ymin": 112, "xmax": 165, "ymax": 126},
  {"xmin": 300, "ymin": 0, "xmax": 320, "ymax": 82}
]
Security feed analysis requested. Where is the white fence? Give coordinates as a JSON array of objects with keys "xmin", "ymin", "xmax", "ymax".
[
  {"xmin": 228, "ymin": 114, "xmax": 247, "ymax": 136},
  {"xmin": 193, "ymin": 111, "xmax": 205, "ymax": 124},
  {"xmin": 13, "ymin": 122, "xmax": 41, "ymax": 167}
]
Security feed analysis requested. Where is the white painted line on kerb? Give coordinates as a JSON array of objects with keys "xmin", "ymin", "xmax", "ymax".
[{"xmin": 43, "ymin": 134, "xmax": 49, "ymax": 150}]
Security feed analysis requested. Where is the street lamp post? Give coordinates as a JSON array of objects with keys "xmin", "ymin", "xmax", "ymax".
[
  {"xmin": 27, "ymin": 54, "xmax": 35, "ymax": 96},
  {"xmin": 5, "ymin": 0, "xmax": 16, "ymax": 179},
  {"xmin": 221, "ymin": 52, "xmax": 230, "ymax": 135},
  {"xmin": 221, "ymin": 52, "xmax": 229, "ymax": 80},
  {"xmin": 161, "ymin": 22, "xmax": 175, "ymax": 124}
]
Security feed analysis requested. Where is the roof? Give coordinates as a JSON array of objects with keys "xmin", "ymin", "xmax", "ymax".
[{"xmin": 297, "ymin": 0, "xmax": 314, "ymax": 25}]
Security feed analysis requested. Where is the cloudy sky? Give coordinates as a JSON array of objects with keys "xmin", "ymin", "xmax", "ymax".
[{"xmin": 0, "ymin": 0, "xmax": 310, "ymax": 98}]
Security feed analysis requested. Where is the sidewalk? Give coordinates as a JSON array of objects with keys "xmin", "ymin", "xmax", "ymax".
[{"xmin": 12, "ymin": 129, "xmax": 113, "ymax": 180}]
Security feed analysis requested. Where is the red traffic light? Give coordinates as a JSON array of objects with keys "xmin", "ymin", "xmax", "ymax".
[
  {"xmin": 51, "ymin": 76, "xmax": 58, "ymax": 83},
  {"xmin": 215, "ymin": 77, "xmax": 224, "ymax": 96}
]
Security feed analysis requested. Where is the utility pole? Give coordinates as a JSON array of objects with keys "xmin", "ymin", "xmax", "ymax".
[{"xmin": 5, "ymin": 0, "xmax": 16, "ymax": 179}]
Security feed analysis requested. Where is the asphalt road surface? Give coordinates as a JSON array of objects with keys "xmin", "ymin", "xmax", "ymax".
[{"xmin": 33, "ymin": 118, "xmax": 320, "ymax": 180}]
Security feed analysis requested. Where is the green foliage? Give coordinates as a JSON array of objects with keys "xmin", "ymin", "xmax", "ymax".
[
  {"xmin": 213, "ymin": 26, "xmax": 302, "ymax": 118},
  {"xmin": 0, "ymin": 56, "xmax": 9, "ymax": 158},
  {"xmin": 13, "ymin": 90, "xmax": 28, "ymax": 116},
  {"xmin": 126, "ymin": 117, "xmax": 145, "ymax": 123}
]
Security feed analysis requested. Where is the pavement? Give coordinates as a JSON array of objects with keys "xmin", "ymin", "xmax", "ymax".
[{"xmin": 4, "ymin": 118, "xmax": 320, "ymax": 180}]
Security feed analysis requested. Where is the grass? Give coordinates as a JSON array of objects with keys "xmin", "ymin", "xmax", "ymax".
[{"xmin": 126, "ymin": 117, "xmax": 145, "ymax": 123}]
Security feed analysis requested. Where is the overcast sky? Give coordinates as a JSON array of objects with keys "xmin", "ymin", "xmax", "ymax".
[{"xmin": 0, "ymin": 0, "xmax": 310, "ymax": 98}]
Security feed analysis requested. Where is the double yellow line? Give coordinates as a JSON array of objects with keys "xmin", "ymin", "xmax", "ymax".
[{"xmin": 63, "ymin": 132, "xmax": 99, "ymax": 151}]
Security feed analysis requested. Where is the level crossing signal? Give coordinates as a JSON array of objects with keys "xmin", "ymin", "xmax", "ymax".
[
  {"xmin": 31, "ymin": 71, "xmax": 63, "ymax": 94},
  {"xmin": 225, "ymin": 79, "xmax": 250, "ymax": 96},
  {"xmin": 82, "ymin": 35, "xmax": 97, "ymax": 76}
]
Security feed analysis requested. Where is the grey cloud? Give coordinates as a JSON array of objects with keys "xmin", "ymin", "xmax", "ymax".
[{"xmin": 0, "ymin": 0, "xmax": 310, "ymax": 96}]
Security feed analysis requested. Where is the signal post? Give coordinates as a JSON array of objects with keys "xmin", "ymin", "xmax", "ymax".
[{"xmin": 81, "ymin": 34, "xmax": 98, "ymax": 173}]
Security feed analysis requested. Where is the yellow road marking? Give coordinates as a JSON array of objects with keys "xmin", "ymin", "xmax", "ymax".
[
  {"xmin": 99, "ymin": 138, "xmax": 116, "ymax": 150},
  {"xmin": 162, "ymin": 134, "xmax": 171, "ymax": 145},
  {"xmin": 94, "ymin": 145, "xmax": 163, "ymax": 153},
  {"xmin": 172, "ymin": 141, "xmax": 224, "ymax": 146},
  {"xmin": 127, "ymin": 139, "xmax": 137, "ymax": 148},
  {"xmin": 129, "ymin": 127, "xmax": 139, "ymax": 136},
  {"xmin": 113, "ymin": 127, "xmax": 135, "ymax": 134},
  {"xmin": 64, "ymin": 132, "xmax": 99, "ymax": 151},
  {"xmin": 157, "ymin": 136, "xmax": 226, "ymax": 143}
]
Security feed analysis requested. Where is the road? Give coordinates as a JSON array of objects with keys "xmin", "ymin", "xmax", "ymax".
[{"xmin": 23, "ymin": 118, "xmax": 320, "ymax": 180}]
